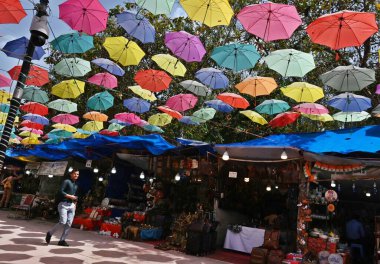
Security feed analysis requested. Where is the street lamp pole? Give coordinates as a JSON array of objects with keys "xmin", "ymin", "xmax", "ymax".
[{"xmin": 0, "ymin": 0, "xmax": 49, "ymax": 172}]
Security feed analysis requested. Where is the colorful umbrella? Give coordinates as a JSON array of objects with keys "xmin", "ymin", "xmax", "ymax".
[
  {"xmin": 134, "ymin": 69, "xmax": 172, "ymax": 92},
  {"xmin": 22, "ymin": 86, "xmax": 49, "ymax": 103},
  {"xmin": 123, "ymin": 97, "xmax": 151, "ymax": 113},
  {"xmin": 179, "ymin": 116, "xmax": 200, "ymax": 125},
  {"xmin": 280, "ymin": 82, "xmax": 324, "ymax": 103},
  {"xmin": 52, "ymin": 123, "xmax": 77, "ymax": 132},
  {"xmin": 302, "ymin": 113, "xmax": 333, "ymax": 122},
  {"xmin": 109, "ymin": 119, "xmax": 131, "ymax": 126},
  {"xmin": 19, "ymin": 131, "xmax": 41, "ymax": 138},
  {"xmin": 157, "ymin": 106, "xmax": 183, "ymax": 119},
  {"xmin": 307, "ymin": 11, "xmax": 378, "ymax": 50},
  {"xmin": 180, "ymin": 0, "xmax": 234, "ymax": 27},
  {"xmin": 22, "ymin": 113, "xmax": 49, "ymax": 125},
  {"xmin": 8, "ymin": 65, "xmax": 49, "ymax": 86},
  {"xmin": 269, "ymin": 112, "xmax": 300, "ymax": 128},
  {"xmin": 91, "ymin": 58, "xmax": 125, "ymax": 76},
  {"xmin": 83, "ymin": 111, "xmax": 108, "ymax": 122},
  {"xmin": 166, "ymin": 93, "xmax": 198, "ymax": 112},
  {"xmin": 263, "ymin": 49, "xmax": 315, "ymax": 77},
  {"xmin": 240, "ymin": 110, "xmax": 268, "ymax": 125},
  {"xmin": 47, "ymin": 129, "xmax": 73, "ymax": 139},
  {"xmin": 103, "ymin": 37, "xmax": 145, "ymax": 66},
  {"xmin": 116, "ymin": 10, "xmax": 155, "ymax": 44},
  {"xmin": 293, "ymin": 103, "xmax": 329, "ymax": 115},
  {"xmin": 59, "ymin": 0, "xmax": 108, "ymax": 35},
  {"xmin": 54, "ymin": 58, "xmax": 92, "ymax": 77},
  {"xmin": 255, "ymin": 99, "xmax": 290, "ymax": 115},
  {"xmin": 136, "ymin": 119, "xmax": 149, "ymax": 127},
  {"xmin": 73, "ymin": 132, "xmax": 91, "ymax": 139},
  {"xmin": 204, "ymin": 100, "xmax": 234, "ymax": 113},
  {"xmin": 51, "ymin": 114, "xmax": 79, "ymax": 125},
  {"xmin": 191, "ymin": 108, "xmax": 216, "ymax": 123},
  {"xmin": 165, "ymin": 31, "xmax": 206, "ymax": 62},
  {"xmin": 87, "ymin": 91, "xmax": 114, "ymax": 111},
  {"xmin": 211, "ymin": 43, "xmax": 261, "ymax": 72},
  {"xmin": 88, "ymin": 73, "xmax": 118, "ymax": 89},
  {"xmin": 3, "ymin": 36, "xmax": 45, "ymax": 60},
  {"xmin": 0, "ymin": 91, "xmax": 12, "ymax": 103},
  {"xmin": 217, "ymin": 93, "xmax": 250, "ymax": 109},
  {"xmin": 128, "ymin": 85, "xmax": 157, "ymax": 102},
  {"xmin": 320, "ymin": 65, "xmax": 376, "ymax": 92},
  {"xmin": 327, "ymin": 92, "xmax": 371, "ymax": 112},
  {"xmin": 20, "ymin": 120, "xmax": 44, "ymax": 130},
  {"xmin": 19, "ymin": 127, "xmax": 44, "ymax": 135},
  {"xmin": 108, "ymin": 123, "xmax": 124, "ymax": 131},
  {"xmin": 136, "ymin": 0, "xmax": 175, "ymax": 16},
  {"xmin": 0, "ymin": 103, "xmax": 10, "ymax": 113},
  {"xmin": 143, "ymin": 124, "xmax": 164, "ymax": 133},
  {"xmin": 333, "ymin": 111, "xmax": 371, "ymax": 123},
  {"xmin": 195, "ymin": 68, "xmax": 229, "ymax": 89},
  {"xmin": 21, "ymin": 137, "xmax": 40, "ymax": 145},
  {"xmin": 235, "ymin": 76, "xmax": 277, "ymax": 97},
  {"xmin": 99, "ymin": 129, "xmax": 119, "ymax": 136},
  {"xmin": 20, "ymin": 102, "xmax": 48, "ymax": 116},
  {"xmin": 51, "ymin": 32, "xmax": 94, "ymax": 54},
  {"xmin": 114, "ymin": 112, "xmax": 141, "ymax": 125},
  {"xmin": 148, "ymin": 113, "xmax": 172, "ymax": 127},
  {"xmin": 0, "ymin": 0, "xmax": 26, "ymax": 24},
  {"xmin": 179, "ymin": 80, "xmax": 210, "ymax": 97},
  {"xmin": 170, "ymin": 0, "xmax": 188, "ymax": 19},
  {"xmin": 45, "ymin": 138, "xmax": 63, "ymax": 144},
  {"xmin": 237, "ymin": 3, "xmax": 302, "ymax": 42},
  {"xmin": 48, "ymin": 99, "xmax": 77, "ymax": 113},
  {"xmin": 0, "ymin": 74, "xmax": 11, "ymax": 88},
  {"xmin": 152, "ymin": 54, "xmax": 187, "ymax": 77},
  {"xmin": 51, "ymin": 79, "xmax": 85, "ymax": 99},
  {"xmin": 82, "ymin": 121, "xmax": 103, "ymax": 131}
]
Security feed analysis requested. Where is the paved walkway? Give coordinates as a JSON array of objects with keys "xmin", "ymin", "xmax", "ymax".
[{"xmin": 0, "ymin": 210, "xmax": 228, "ymax": 264}]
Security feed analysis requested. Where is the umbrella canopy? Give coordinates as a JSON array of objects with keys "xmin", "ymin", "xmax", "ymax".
[
  {"xmin": 333, "ymin": 111, "xmax": 371, "ymax": 122},
  {"xmin": 280, "ymin": 82, "xmax": 324, "ymax": 103},
  {"xmin": 45, "ymin": 138, "xmax": 64, "ymax": 144},
  {"xmin": 103, "ymin": 37, "xmax": 145, "ymax": 66},
  {"xmin": 21, "ymin": 137, "xmax": 40, "ymax": 145},
  {"xmin": 22, "ymin": 113, "xmax": 49, "ymax": 125},
  {"xmin": 87, "ymin": 91, "xmax": 114, "ymax": 111},
  {"xmin": 48, "ymin": 99, "xmax": 78, "ymax": 113},
  {"xmin": 0, "ymin": 91, "xmax": 11, "ymax": 104},
  {"xmin": 148, "ymin": 113, "xmax": 172, "ymax": 127},
  {"xmin": 123, "ymin": 97, "xmax": 151, "ymax": 113},
  {"xmin": 0, "ymin": 73, "xmax": 11, "ymax": 88},
  {"xmin": 83, "ymin": 111, "xmax": 108, "ymax": 122},
  {"xmin": 109, "ymin": 119, "xmax": 131, "ymax": 126},
  {"xmin": 20, "ymin": 102, "xmax": 48, "ymax": 116},
  {"xmin": 166, "ymin": 93, "xmax": 198, "ymax": 112},
  {"xmin": 59, "ymin": 0, "xmax": 108, "ymax": 35},
  {"xmin": 179, "ymin": 0, "xmax": 234, "ymax": 27},
  {"xmin": 293, "ymin": 103, "xmax": 329, "ymax": 115},
  {"xmin": 237, "ymin": 3, "xmax": 302, "ymax": 42},
  {"xmin": 51, "ymin": 32, "xmax": 94, "ymax": 54},
  {"xmin": 128, "ymin": 85, "xmax": 157, "ymax": 101},
  {"xmin": 179, "ymin": 116, "xmax": 200, "ymax": 125},
  {"xmin": 136, "ymin": 0, "xmax": 175, "ymax": 16},
  {"xmin": 108, "ymin": 123, "xmax": 124, "ymax": 131},
  {"xmin": 204, "ymin": 99, "xmax": 234, "ymax": 113},
  {"xmin": 255, "ymin": 99, "xmax": 290, "ymax": 115},
  {"xmin": 134, "ymin": 69, "xmax": 172, "ymax": 92},
  {"xmin": 99, "ymin": 129, "xmax": 119, "ymax": 136},
  {"xmin": 51, "ymin": 114, "xmax": 79, "ymax": 125},
  {"xmin": 302, "ymin": 113, "xmax": 333, "ymax": 122},
  {"xmin": 165, "ymin": 31, "xmax": 206, "ymax": 62},
  {"xmin": 116, "ymin": 11, "xmax": 155, "ymax": 43},
  {"xmin": 328, "ymin": 92, "xmax": 372, "ymax": 112},
  {"xmin": 263, "ymin": 49, "xmax": 315, "ymax": 77},
  {"xmin": 0, "ymin": 0, "xmax": 26, "ymax": 24},
  {"xmin": 152, "ymin": 54, "xmax": 187, "ymax": 77},
  {"xmin": 180, "ymin": 80, "xmax": 211, "ymax": 96},
  {"xmin": 143, "ymin": 124, "xmax": 164, "ymax": 133},
  {"xmin": 88, "ymin": 72, "xmax": 118, "ymax": 89},
  {"xmin": 170, "ymin": 0, "xmax": 188, "ymax": 19},
  {"xmin": 51, "ymin": 79, "xmax": 85, "ymax": 99},
  {"xmin": 240, "ymin": 110, "xmax": 268, "ymax": 125},
  {"xmin": 82, "ymin": 121, "xmax": 103, "ymax": 131},
  {"xmin": 211, "ymin": 43, "xmax": 261, "ymax": 72},
  {"xmin": 136, "ymin": 120, "xmax": 149, "ymax": 127},
  {"xmin": 54, "ymin": 58, "xmax": 92, "ymax": 77},
  {"xmin": 157, "ymin": 106, "xmax": 183, "ymax": 119},
  {"xmin": 114, "ymin": 112, "xmax": 141, "ymax": 125},
  {"xmin": 20, "ymin": 120, "xmax": 44, "ymax": 130},
  {"xmin": 306, "ymin": 10, "xmax": 378, "ymax": 50},
  {"xmin": 235, "ymin": 76, "xmax": 277, "ymax": 97},
  {"xmin": 269, "ymin": 111, "xmax": 300, "ymax": 128},
  {"xmin": 320, "ymin": 65, "xmax": 376, "ymax": 92},
  {"xmin": 47, "ymin": 129, "xmax": 73, "ymax": 139},
  {"xmin": 73, "ymin": 132, "xmax": 91, "ymax": 139},
  {"xmin": 52, "ymin": 123, "xmax": 77, "ymax": 132},
  {"xmin": 22, "ymin": 86, "xmax": 49, "ymax": 103},
  {"xmin": 3, "ymin": 36, "xmax": 45, "ymax": 60},
  {"xmin": 191, "ymin": 108, "xmax": 216, "ymax": 123},
  {"xmin": 8, "ymin": 65, "xmax": 49, "ymax": 86},
  {"xmin": 19, "ymin": 127, "xmax": 44, "ymax": 135},
  {"xmin": 0, "ymin": 103, "xmax": 9, "ymax": 113},
  {"xmin": 91, "ymin": 58, "xmax": 125, "ymax": 76},
  {"xmin": 19, "ymin": 130, "xmax": 42, "ymax": 138},
  {"xmin": 195, "ymin": 68, "xmax": 229, "ymax": 89},
  {"xmin": 217, "ymin": 93, "xmax": 250, "ymax": 109}
]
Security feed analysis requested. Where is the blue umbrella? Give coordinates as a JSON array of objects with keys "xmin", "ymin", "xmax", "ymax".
[
  {"xmin": 179, "ymin": 116, "xmax": 200, "ymax": 125},
  {"xmin": 170, "ymin": 0, "xmax": 188, "ymax": 19},
  {"xmin": 255, "ymin": 99, "xmax": 290, "ymax": 115},
  {"xmin": 123, "ymin": 97, "xmax": 151, "ymax": 113},
  {"xmin": 205, "ymin": 99, "xmax": 234, "ymax": 113},
  {"xmin": 116, "ymin": 11, "xmax": 155, "ymax": 43},
  {"xmin": 3, "ymin": 36, "xmax": 45, "ymax": 60},
  {"xmin": 51, "ymin": 32, "xmax": 94, "ymax": 54},
  {"xmin": 195, "ymin": 68, "xmax": 229, "ymax": 89},
  {"xmin": 0, "ymin": 103, "xmax": 10, "ymax": 113},
  {"xmin": 143, "ymin": 124, "xmax": 164, "ymax": 133},
  {"xmin": 109, "ymin": 118, "xmax": 131, "ymax": 126},
  {"xmin": 91, "ymin": 58, "xmax": 125, "ymax": 76},
  {"xmin": 22, "ymin": 113, "xmax": 49, "ymax": 125},
  {"xmin": 328, "ymin": 92, "xmax": 372, "ymax": 112},
  {"xmin": 47, "ymin": 129, "xmax": 73, "ymax": 138}
]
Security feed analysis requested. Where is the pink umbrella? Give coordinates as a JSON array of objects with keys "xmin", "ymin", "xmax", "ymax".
[
  {"xmin": 59, "ymin": 0, "xmax": 108, "ymax": 35},
  {"xmin": 136, "ymin": 119, "xmax": 149, "ymax": 127},
  {"xmin": 165, "ymin": 31, "xmax": 206, "ymax": 62},
  {"xmin": 376, "ymin": 84, "xmax": 380, "ymax": 95},
  {"xmin": 293, "ymin": 103, "xmax": 329, "ymax": 115},
  {"xmin": 217, "ymin": 93, "xmax": 250, "ymax": 109},
  {"xmin": 19, "ymin": 127, "xmax": 44, "ymax": 135},
  {"xmin": 88, "ymin": 72, "xmax": 118, "ymax": 89},
  {"xmin": 114, "ymin": 112, "xmax": 141, "ymax": 125},
  {"xmin": 166, "ymin": 93, "xmax": 198, "ymax": 112},
  {"xmin": 0, "ymin": 73, "xmax": 11, "ymax": 87},
  {"xmin": 51, "ymin": 114, "xmax": 80, "ymax": 125},
  {"xmin": 237, "ymin": 3, "xmax": 302, "ymax": 42}
]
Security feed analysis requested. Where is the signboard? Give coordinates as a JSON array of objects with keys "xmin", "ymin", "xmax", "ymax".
[
  {"xmin": 37, "ymin": 161, "xmax": 68, "ymax": 176},
  {"xmin": 86, "ymin": 160, "xmax": 92, "ymax": 168},
  {"xmin": 325, "ymin": 190, "xmax": 338, "ymax": 203},
  {"xmin": 25, "ymin": 162, "xmax": 41, "ymax": 170},
  {"xmin": 228, "ymin": 171, "xmax": 237, "ymax": 178}
]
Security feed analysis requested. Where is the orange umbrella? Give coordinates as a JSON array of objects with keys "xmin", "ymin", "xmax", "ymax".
[
  {"xmin": 0, "ymin": 0, "xmax": 26, "ymax": 24},
  {"xmin": 235, "ymin": 76, "xmax": 277, "ymax": 97},
  {"xmin": 134, "ymin": 69, "xmax": 172, "ymax": 92},
  {"xmin": 83, "ymin": 111, "xmax": 108, "ymax": 122},
  {"xmin": 8, "ymin": 65, "xmax": 49, "ymax": 86},
  {"xmin": 157, "ymin": 106, "xmax": 183, "ymax": 120},
  {"xmin": 216, "ymin": 93, "xmax": 250, "ymax": 109}
]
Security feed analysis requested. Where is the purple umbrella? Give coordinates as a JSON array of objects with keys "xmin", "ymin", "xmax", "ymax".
[
  {"xmin": 165, "ymin": 31, "xmax": 206, "ymax": 62},
  {"xmin": 205, "ymin": 99, "xmax": 234, "ymax": 113},
  {"xmin": 116, "ymin": 10, "xmax": 155, "ymax": 43},
  {"xmin": 3, "ymin": 37, "xmax": 45, "ymax": 61},
  {"xmin": 22, "ymin": 113, "xmax": 49, "ymax": 125},
  {"xmin": 195, "ymin": 68, "xmax": 229, "ymax": 89},
  {"xmin": 91, "ymin": 58, "xmax": 125, "ymax": 76}
]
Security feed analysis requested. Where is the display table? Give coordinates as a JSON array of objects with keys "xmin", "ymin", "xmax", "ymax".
[
  {"xmin": 100, "ymin": 223, "xmax": 122, "ymax": 236},
  {"xmin": 223, "ymin": 226, "xmax": 265, "ymax": 253}
]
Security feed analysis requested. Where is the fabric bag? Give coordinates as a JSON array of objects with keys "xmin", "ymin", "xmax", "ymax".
[
  {"xmin": 263, "ymin": 230, "xmax": 280, "ymax": 249},
  {"xmin": 250, "ymin": 248, "xmax": 268, "ymax": 264}
]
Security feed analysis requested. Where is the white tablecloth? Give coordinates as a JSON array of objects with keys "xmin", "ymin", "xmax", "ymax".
[{"xmin": 223, "ymin": 226, "xmax": 265, "ymax": 253}]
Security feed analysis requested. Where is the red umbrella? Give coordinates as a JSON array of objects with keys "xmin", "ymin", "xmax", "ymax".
[
  {"xmin": 8, "ymin": 65, "xmax": 49, "ymax": 86},
  {"xmin": 99, "ymin": 129, "xmax": 119, "ymax": 136},
  {"xmin": 134, "ymin": 69, "xmax": 172, "ymax": 92},
  {"xmin": 51, "ymin": 113, "xmax": 80, "ymax": 125},
  {"xmin": 114, "ymin": 112, "xmax": 141, "ymax": 125},
  {"xmin": 0, "ymin": 73, "xmax": 12, "ymax": 87},
  {"xmin": 166, "ymin": 94, "xmax": 198, "ymax": 112},
  {"xmin": 157, "ymin": 106, "xmax": 183, "ymax": 119},
  {"xmin": 20, "ymin": 120, "xmax": 44, "ymax": 130},
  {"xmin": 217, "ymin": 92, "xmax": 250, "ymax": 109},
  {"xmin": 0, "ymin": 0, "xmax": 26, "ymax": 24},
  {"xmin": 269, "ymin": 112, "xmax": 300, "ymax": 128},
  {"xmin": 306, "ymin": 11, "xmax": 378, "ymax": 50},
  {"xmin": 20, "ymin": 102, "xmax": 48, "ymax": 116}
]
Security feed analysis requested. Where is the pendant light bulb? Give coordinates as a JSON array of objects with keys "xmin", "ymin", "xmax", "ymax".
[
  {"xmin": 175, "ymin": 173, "xmax": 180, "ymax": 181},
  {"xmin": 266, "ymin": 185, "xmax": 271, "ymax": 192},
  {"xmin": 111, "ymin": 167, "xmax": 116, "ymax": 174},
  {"xmin": 26, "ymin": 169, "xmax": 31, "ymax": 175},
  {"xmin": 93, "ymin": 167, "xmax": 99, "ymax": 173},
  {"xmin": 48, "ymin": 174, "xmax": 53, "ymax": 178},
  {"xmin": 280, "ymin": 150, "xmax": 288, "ymax": 160},
  {"xmin": 68, "ymin": 166, "xmax": 73, "ymax": 172},
  {"xmin": 331, "ymin": 180, "xmax": 336, "ymax": 188},
  {"xmin": 244, "ymin": 177, "xmax": 250, "ymax": 183},
  {"xmin": 140, "ymin": 171, "xmax": 145, "ymax": 179},
  {"xmin": 222, "ymin": 151, "xmax": 229, "ymax": 161},
  {"xmin": 98, "ymin": 176, "xmax": 103, "ymax": 182},
  {"xmin": 366, "ymin": 192, "xmax": 371, "ymax": 197}
]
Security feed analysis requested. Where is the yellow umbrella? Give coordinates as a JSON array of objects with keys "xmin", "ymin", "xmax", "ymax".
[
  {"xmin": 235, "ymin": 76, "xmax": 278, "ymax": 97},
  {"xmin": 152, "ymin": 54, "xmax": 187, "ymax": 77},
  {"xmin": 0, "ymin": 113, "xmax": 19, "ymax": 124},
  {"xmin": 128, "ymin": 85, "xmax": 157, "ymax": 102},
  {"xmin": 0, "ymin": 91, "xmax": 12, "ymax": 103},
  {"xmin": 302, "ymin": 113, "xmax": 334, "ymax": 122},
  {"xmin": 240, "ymin": 110, "xmax": 268, "ymax": 125},
  {"xmin": 280, "ymin": 82, "xmax": 324, "ymax": 103},
  {"xmin": 82, "ymin": 121, "xmax": 103, "ymax": 131},
  {"xmin": 52, "ymin": 123, "xmax": 77, "ymax": 132},
  {"xmin": 19, "ymin": 131, "xmax": 41, "ymax": 138},
  {"xmin": 180, "ymin": 0, "xmax": 234, "ymax": 27},
  {"xmin": 148, "ymin": 113, "xmax": 172, "ymax": 127},
  {"xmin": 83, "ymin": 111, "xmax": 108, "ymax": 122},
  {"xmin": 21, "ymin": 137, "xmax": 41, "ymax": 145},
  {"xmin": 9, "ymin": 137, "xmax": 21, "ymax": 144},
  {"xmin": 103, "ymin": 37, "xmax": 145, "ymax": 66},
  {"xmin": 51, "ymin": 79, "xmax": 85, "ymax": 99},
  {"xmin": 73, "ymin": 132, "xmax": 91, "ymax": 139}
]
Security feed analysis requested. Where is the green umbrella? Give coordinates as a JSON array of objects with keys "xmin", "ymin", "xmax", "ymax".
[
  {"xmin": 143, "ymin": 124, "xmax": 164, "ymax": 133},
  {"xmin": 54, "ymin": 58, "xmax": 92, "ymax": 77},
  {"xmin": 263, "ymin": 49, "xmax": 315, "ymax": 77},
  {"xmin": 47, "ymin": 129, "xmax": 73, "ymax": 138},
  {"xmin": 45, "ymin": 138, "xmax": 63, "ymax": 144},
  {"xmin": 190, "ymin": 107, "xmax": 216, "ymax": 123},
  {"xmin": 87, "ymin": 91, "xmax": 114, "ymax": 111},
  {"xmin": 47, "ymin": 99, "xmax": 78, "ymax": 113},
  {"xmin": 51, "ymin": 32, "xmax": 94, "ymax": 54},
  {"xmin": 255, "ymin": 99, "xmax": 290, "ymax": 115},
  {"xmin": 179, "ymin": 80, "xmax": 211, "ymax": 96},
  {"xmin": 333, "ymin": 111, "xmax": 370, "ymax": 123},
  {"xmin": 108, "ymin": 123, "xmax": 125, "ymax": 131},
  {"xmin": 22, "ymin": 86, "xmax": 49, "ymax": 103},
  {"xmin": 136, "ymin": 0, "xmax": 175, "ymax": 16}
]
